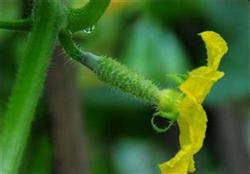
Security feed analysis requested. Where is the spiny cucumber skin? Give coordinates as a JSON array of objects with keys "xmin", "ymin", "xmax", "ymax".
[{"xmin": 97, "ymin": 57, "xmax": 160, "ymax": 104}]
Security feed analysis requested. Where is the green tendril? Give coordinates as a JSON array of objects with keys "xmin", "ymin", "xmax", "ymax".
[{"xmin": 151, "ymin": 113, "xmax": 176, "ymax": 133}]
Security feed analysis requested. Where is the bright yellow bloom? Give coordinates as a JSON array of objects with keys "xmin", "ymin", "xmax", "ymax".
[{"xmin": 159, "ymin": 31, "xmax": 228, "ymax": 174}]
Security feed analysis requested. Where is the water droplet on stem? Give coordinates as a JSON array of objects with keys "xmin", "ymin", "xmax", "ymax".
[{"xmin": 83, "ymin": 25, "xmax": 96, "ymax": 34}]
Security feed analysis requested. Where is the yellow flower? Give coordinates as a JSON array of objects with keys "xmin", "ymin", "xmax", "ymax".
[{"xmin": 159, "ymin": 31, "xmax": 228, "ymax": 174}]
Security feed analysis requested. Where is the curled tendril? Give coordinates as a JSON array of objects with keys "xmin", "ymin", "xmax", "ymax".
[{"xmin": 151, "ymin": 112, "xmax": 176, "ymax": 133}]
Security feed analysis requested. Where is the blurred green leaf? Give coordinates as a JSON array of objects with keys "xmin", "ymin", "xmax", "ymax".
[
  {"xmin": 121, "ymin": 17, "xmax": 190, "ymax": 87},
  {"xmin": 147, "ymin": 0, "xmax": 199, "ymax": 24},
  {"xmin": 112, "ymin": 139, "xmax": 166, "ymax": 174},
  {"xmin": 200, "ymin": 0, "xmax": 250, "ymax": 104}
]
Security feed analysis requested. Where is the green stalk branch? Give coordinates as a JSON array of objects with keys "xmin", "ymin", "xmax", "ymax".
[
  {"xmin": 0, "ymin": 0, "xmax": 65, "ymax": 173},
  {"xmin": 67, "ymin": 0, "xmax": 110, "ymax": 33},
  {"xmin": 0, "ymin": 18, "xmax": 32, "ymax": 31},
  {"xmin": 59, "ymin": 29, "xmax": 100, "ymax": 71}
]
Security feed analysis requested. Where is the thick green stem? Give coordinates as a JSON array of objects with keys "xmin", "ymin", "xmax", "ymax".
[
  {"xmin": 0, "ymin": 18, "xmax": 32, "ymax": 31},
  {"xmin": 0, "ymin": 0, "xmax": 65, "ymax": 173},
  {"xmin": 67, "ymin": 0, "xmax": 110, "ymax": 33}
]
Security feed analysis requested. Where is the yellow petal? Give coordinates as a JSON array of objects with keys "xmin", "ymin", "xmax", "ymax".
[
  {"xmin": 159, "ymin": 31, "xmax": 228, "ymax": 174},
  {"xmin": 160, "ymin": 145, "xmax": 192, "ymax": 174},
  {"xmin": 160, "ymin": 97, "xmax": 207, "ymax": 174},
  {"xmin": 199, "ymin": 31, "xmax": 228, "ymax": 70},
  {"xmin": 180, "ymin": 67, "xmax": 224, "ymax": 104},
  {"xmin": 178, "ymin": 98, "xmax": 207, "ymax": 152}
]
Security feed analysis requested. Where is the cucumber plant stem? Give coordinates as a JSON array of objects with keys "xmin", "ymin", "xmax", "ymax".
[{"xmin": 0, "ymin": 0, "xmax": 65, "ymax": 173}]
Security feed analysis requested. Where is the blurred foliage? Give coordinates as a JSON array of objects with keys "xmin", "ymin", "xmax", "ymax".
[
  {"xmin": 200, "ymin": 0, "xmax": 250, "ymax": 104},
  {"xmin": 120, "ymin": 17, "xmax": 189, "ymax": 85}
]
